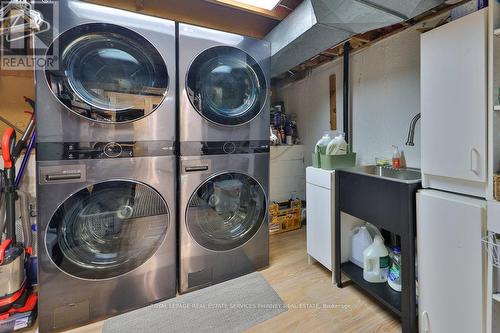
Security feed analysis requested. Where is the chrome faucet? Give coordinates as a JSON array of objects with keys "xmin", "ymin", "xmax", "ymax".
[{"xmin": 405, "ymin": 113, "xmax": 421, "ymax": 146}]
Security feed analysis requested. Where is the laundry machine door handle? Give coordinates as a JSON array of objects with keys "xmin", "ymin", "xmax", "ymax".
[
  {"xmin": 185, "ymin": 165, "xmax": 209, "ymax": 173},
  {"xmin": 45, "ymin": 172, "xmax": 82, "ymax": 182}
]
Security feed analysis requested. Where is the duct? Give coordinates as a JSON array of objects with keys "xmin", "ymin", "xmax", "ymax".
[
  {"xmin": 267, "ymin": 0, "xmax": 446, "ymax": 77},
  {"xmin": 356, "ymin": 0, "xmax": 446, "ymax": 18},
  {"xmin": 313, "ymin": 0, "xmax": 403, "ymax": 33}
]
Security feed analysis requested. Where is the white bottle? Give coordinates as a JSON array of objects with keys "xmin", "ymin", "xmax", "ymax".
[
  {"xmin": 350, "ymin": 226, "xmax": 373, "ymax": 268},
  {"xmin": 325, "ymin": 133, "xmax": 348, "ymax": 155},
  {"xmin": 363, "ymin": 235, "xmax": 390, "ymax": 283},
  {"xmin": 314, "ymin": 132, "xmax": 333, "ymax": 154}
]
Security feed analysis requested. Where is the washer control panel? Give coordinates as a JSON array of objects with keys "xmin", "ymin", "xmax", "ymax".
[{"xmin": 37, "ymin": 141, "xmax": 176, "ymax": 161}]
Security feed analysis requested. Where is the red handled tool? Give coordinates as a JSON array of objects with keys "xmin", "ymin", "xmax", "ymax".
[{"xmin": 0, "ymin": 97, "xmax": 37, "ymax": 327}]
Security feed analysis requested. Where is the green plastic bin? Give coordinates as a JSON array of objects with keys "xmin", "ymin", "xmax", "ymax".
[
  {"xmin": 312, "ymin": 152, "xmax": 321, "ymax": 168},
  {"xmin": 319, "ymin": 152, "xmax": 356, "ymax": 170}
]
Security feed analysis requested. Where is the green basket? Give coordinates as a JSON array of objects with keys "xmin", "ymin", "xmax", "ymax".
[
  {"xmin": 319, "ymin": 152, "xmax": 356, "ymax": 170},
  {"xmin": 312, "ymin": 152, "xmax": 321, "ymax": 168},
  {"xmin": 317, "ymin": 145, "xmax": 356, "ymax": 170}
]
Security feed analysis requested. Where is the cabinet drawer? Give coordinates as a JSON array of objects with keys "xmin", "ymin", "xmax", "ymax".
[{"xmin": 306, "ymin": 167, "xmax": 334, "ymax": 189}]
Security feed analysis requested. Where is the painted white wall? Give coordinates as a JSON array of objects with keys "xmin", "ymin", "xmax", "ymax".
[{"xmin": 276, "ymin": 26, "xmax": 422, "ymax": 169}]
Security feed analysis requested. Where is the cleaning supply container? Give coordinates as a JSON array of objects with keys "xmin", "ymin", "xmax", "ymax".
[
  {"xmin": 388, "ymin": 246, "xmax": 402, "ymax": 292},
  {"xmin": 312, "ymin": 131, "xmax": 334, "ymax": 167},
  {"xmin": 391, "ymin": 145, "xmax": 401, "ymax": 168},
  {"xmin": 325, "ymin": 132, "xmax": 348, "ymax": 156},
  {"xmin": 363, "ymin": 235, "xmax": 390, "ymax": 283},
  {"xmin": 350, "ymin": 226, "xmax": 372, "ymax": 268}
]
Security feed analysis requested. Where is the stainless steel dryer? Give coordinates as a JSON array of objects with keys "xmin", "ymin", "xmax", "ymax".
[
  {"xmin": 179, "ymin": 146, "xmax": 269, "ymax": 294},
  {"xmin": 36, "ymin": 142, "xmax": 176, "ymax": 332},
  {"xmin": 35, "ymin": 0, "xmax": 175, "ymax": 144},
  {"xmin": 179, "ymin": 23, "xmax": 270, "ymax": 155}
]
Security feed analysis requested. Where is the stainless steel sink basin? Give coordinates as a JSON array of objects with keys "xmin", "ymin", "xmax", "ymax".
[{"xmin": 341, "ymin": 165, "xmax": 421, "ymax": 184}]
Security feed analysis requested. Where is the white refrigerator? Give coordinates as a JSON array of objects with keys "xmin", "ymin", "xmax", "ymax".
[{"xmin": 419, "ymin": 8, "xmax": 487, "ymax": 333}]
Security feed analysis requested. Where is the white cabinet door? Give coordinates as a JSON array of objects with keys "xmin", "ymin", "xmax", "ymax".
[
  {"xmin": 421, "ymin": 9, "xmax": 487, "ymax": 184},
  {"xmin": 306, "ymin": 183, "xmax": 332, "ymax": 270},
  {"xmin": 417, "ymin": 190, "xmax": 485, "ymax": 333}
]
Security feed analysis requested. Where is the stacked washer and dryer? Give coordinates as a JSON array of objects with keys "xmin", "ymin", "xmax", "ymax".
[
  {"xmin": 35, "ymin": 2, "xmax": 177, "ymax": 332},
  {"xmin": 34, "ymin": 1, "xmax": 270, "ymax": 331},
  {"xmin": 178, "ymin": 24, "xmax": 271, "ymax": 294}
]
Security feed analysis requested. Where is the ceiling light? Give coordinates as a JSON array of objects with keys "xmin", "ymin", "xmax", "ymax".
[{"xmin": 232, "ymin": 0, "xmax": 281, "ymax": 10}]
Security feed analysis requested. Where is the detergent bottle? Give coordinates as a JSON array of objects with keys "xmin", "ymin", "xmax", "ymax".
[
  {"xmin": 363, "ymin": 235, "xmax": 390, "ymax": 283},
  {"xmin": 350, "ymin": 226, "xmax": 372, "ymax": 268}
]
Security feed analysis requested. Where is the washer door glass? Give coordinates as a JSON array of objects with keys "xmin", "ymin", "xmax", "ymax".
[
  {"xmin": 45, "ymin": 23, "xmax": 168, "ymax": 123},
  {"xmin": 46, "ymin": 180, "xmax": 169, "ymax": 280},
  {"xmin": 186, "ymin": 173, "xmax": 266, "ymax": 251},
  {"xmin": 186, "ymin": 46, "xmax": 267, "ymax": 126}
]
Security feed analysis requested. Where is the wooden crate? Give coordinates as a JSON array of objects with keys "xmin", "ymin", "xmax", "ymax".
[
  {"xmin": 494, "ymin": 174, "xmax": 500, "ymax": 201},
  {"xmin": 269, "ymin": 199, "xmax": 302, "ymax": 235}
]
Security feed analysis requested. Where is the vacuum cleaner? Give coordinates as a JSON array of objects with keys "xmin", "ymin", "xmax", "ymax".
[{"xmin": 0, "ymin": 98, "xmax": 37, "ymax": 332}]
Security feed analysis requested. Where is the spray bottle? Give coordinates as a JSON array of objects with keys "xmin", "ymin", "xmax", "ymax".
[{"xmin": 392, "ymin": 145, "xmax": 401, "ymax": 169}]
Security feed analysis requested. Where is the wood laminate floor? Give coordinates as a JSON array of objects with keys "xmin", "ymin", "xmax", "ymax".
[{"xmin": 32, "ymin": 228, "xmax": 401, "ymax": 333}]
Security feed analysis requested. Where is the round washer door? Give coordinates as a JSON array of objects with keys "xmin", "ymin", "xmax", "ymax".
[
  {"xmin": 46, "ymin": 180, "xmax": 169, "ymax": 280},
  {"xmin": 45, "ymin": 23, "xmax": 169, "ymax": 123},
  {"xmin": 186, "ymin": 172, "xmax": 267, "ymax": 251},
  {"xmin": 186, "ymin": 46, "xmax": 267, "ymax": 126}
]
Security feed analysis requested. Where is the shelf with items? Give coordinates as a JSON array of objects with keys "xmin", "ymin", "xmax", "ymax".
[
  {"xmin": 334, "ymin": 170, "xmax": 419, "ymax": 333},
  {"xmin": 486, "ymin": 3, "xmax": 500, "ymax": 332},
  {"xmin": 490, "ymin": 0, "xmax": 500, "ymax": 205},
  {"xmin": 341, "ymin": 261, "xmax": 402, "ymax": 316}
]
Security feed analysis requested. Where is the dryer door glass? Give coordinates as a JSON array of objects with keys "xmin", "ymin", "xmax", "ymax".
[
  {"xmin": 46, "ymin": 180, "xmax": 169, "ymax": 280},
  {"xmin": 186, "ymin": 46, "xmax": 267, "ymax": 126},
  {"xmin": 45, "ymin": 23, "xmax": 168, "ymax": 123},
  {"xmin": 186, "ymin": 173, "xmax": 266, "ymax": 251}
]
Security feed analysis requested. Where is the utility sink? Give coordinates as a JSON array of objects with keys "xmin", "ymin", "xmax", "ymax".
[
  {"xmin": 335, "ymin": 164, "xmax": 422, "ymax": 330},
  {"xmin": 340, "ymin": 165, "xmax": 421, "ymax": 184}
]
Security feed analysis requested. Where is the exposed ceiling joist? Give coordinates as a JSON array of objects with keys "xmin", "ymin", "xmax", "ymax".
[
  {"xmin": 135, "ymin": 0, "xmax": 144, "ymax": 11},
  {"xmin": 273, "ymin": 0, "xmax": 469, "ymax": 86}
]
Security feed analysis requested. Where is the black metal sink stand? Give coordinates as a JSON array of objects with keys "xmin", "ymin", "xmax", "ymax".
[{"xmin": 334, "ymin": 170, "xmax": 420, "ymax": 333}]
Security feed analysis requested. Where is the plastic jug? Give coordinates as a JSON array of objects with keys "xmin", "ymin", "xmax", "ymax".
[
  {"xmin": 350, "ymin": 226, "xmax": 372, "ymax": 268},
  {"xmin": 363, "ymin": 235, "xmax": 390, "ymax": 283},
  {"xmin": 364, "ymin": 222, "xmax": 383, "ymax": 240},
  {"xmin": 314, "ymin": 131, "xmax": 334, "ymax": 154},
  {"xmin": 325, "ymin": 132, "xmax": 348, "ymax": 155}
]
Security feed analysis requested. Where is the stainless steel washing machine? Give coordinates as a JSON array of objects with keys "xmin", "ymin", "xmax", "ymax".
[
  {"xmin": 179, "ymin": 147, "xmax": 269, "ymax": 294},
  {"xmin": 178, "ymin": 23, "xmax": 270, "ymax": 155},
  {"xmin": 35, "ymin": 0, "xmax": 175, "ymax": 144},
  {"xmin": 36, "ymin": 142, "xmax": 176, "ymax": 332}
]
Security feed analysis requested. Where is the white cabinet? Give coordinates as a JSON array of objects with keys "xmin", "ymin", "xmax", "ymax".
[
  {"xmin": 417, "ymin": 190, "xmax": 485, "ymax": 333},
  {"xmin": 421, "ymin": 9, "xmax": 487, "ymax": 197},
  {"xmin": 306, "ymin": 167, "xmax": 362, "ymax": 272},
  {"xmin": 306, "ymin": 167, "xmax": 335, "ymax": 270}
]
